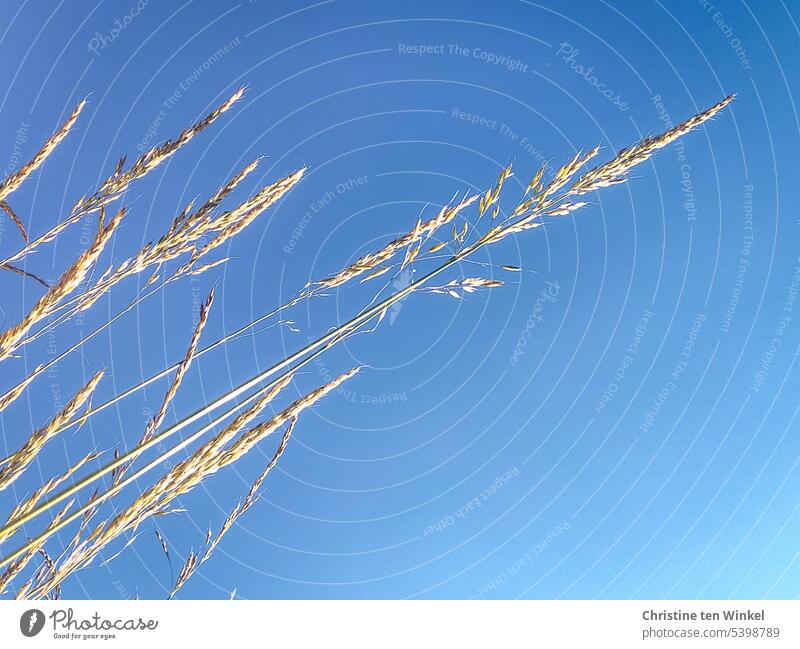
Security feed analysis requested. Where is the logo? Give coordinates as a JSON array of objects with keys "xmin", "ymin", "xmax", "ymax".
[
  {"xmin": 20, "ymin": 609, "xmax": 45, "ymax": 637},
  {"xmin": 389, "ymin": 268, "xmax": 413, "ymax": 326}
]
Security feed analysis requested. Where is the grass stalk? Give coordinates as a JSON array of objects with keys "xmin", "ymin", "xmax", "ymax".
[{"xmin": 0, "ymin": 90, "xmax": 734, "ymax": 592}]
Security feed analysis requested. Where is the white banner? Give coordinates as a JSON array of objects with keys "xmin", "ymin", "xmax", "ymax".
[{"xmin": 0, "ymin": 600, "xmax": 797, "ymax": 648}]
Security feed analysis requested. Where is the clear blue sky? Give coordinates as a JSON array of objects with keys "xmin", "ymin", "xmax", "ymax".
[{"xmin": 1, "ymin": 0, "xmax": 798, "ymax": 599}]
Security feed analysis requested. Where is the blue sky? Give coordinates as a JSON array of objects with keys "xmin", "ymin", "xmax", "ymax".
[{"xmin": 0, "ymin": 0, "xmax": 798, "ymax": 599}]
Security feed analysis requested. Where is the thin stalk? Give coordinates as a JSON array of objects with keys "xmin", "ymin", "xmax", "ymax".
[
  {"xmin": 0, "ymin": 247, "xmax": 465, "ymax": 549},
  {"xmin": 0, "ymin": 169, "xmax": 592, "ymax": 538},
  {"xmin": 0, "ymin": 93, "xmax": 733, "ymax": 572},
  {"xmin": 0, "ymin": 336, "xmax": 340, "ymax": 570},
  {"xmin": 0, "ymin": 280, "xmax": 317, "ymax": 469}
]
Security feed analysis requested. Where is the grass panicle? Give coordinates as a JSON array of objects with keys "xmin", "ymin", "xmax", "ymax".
[{"xmin": 0, "ymin": 88, "xmax": 733, "ymax": 599}]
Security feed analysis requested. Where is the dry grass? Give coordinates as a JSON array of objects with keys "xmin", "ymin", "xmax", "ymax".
[
  {"xmin": 111, "ymin": 290, "xmax": 215, "ymax": 486},
  {"xmin": 0, "ymin": 86, "xmax": 733, "ymax": 599},
  {"xmin": 0, "ymin": 371, "xmax": 103, "ymax": 492},
  {"xmin": 0, "ymin": 90, "xmax": 242, "ymax": 269},
  {"xmin": 169, "ymin": 417, "xmax": 297, "ymax": 599},
  {"xmin": 0, "ymin": 100, "xmax": 86, "ymax": 206},
  {"xmin": 0, "ymin": 207, "xmax": 125, "ymax": 360}
]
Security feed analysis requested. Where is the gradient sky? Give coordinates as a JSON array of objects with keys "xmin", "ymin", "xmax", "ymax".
[{"xmin": 0, "ymin": 0, "xmax": 798, "ymax": 599}]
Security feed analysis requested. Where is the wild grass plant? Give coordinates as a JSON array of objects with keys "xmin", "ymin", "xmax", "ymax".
[{"xmin": 0, "ymin": 86, "xmax": 733, "ymax": 599}]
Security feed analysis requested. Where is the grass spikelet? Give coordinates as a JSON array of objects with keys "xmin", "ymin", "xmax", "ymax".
[
  {"xmin": 180, "ymin": 167, "xmax": 306, "ymax": 273},
  {"xmin": 142, "ymin": 290, "xmax": 214, "ymax": 442},
  {"xmin": 8, "ymin": 500, "xmax": 75, "ymax": 599},
  {"xmin": 0, "ymin": 91, "xmax": 733, "ymax": 599},
  {"xmin": 0, "ymin": 206, "xmax": 125, "ymax": 360},
  {"xmin": 0, "ymin": 201, "xmax": 28, "ymax": 243},
  {"xmin": 425, "ymin": 277, "xmax": 503, "ymax": 297},
  {"xmin": 1, "ymin": 89, "xmax": 243, "ymax": 269},
  {"xmin": 0, "ymin": 99, "xmax": 86, "ymax": 205},
  {"xmin": 0, "ymin": 371, "xmax": 103, "ymax": 492},
  {"xmin": 315, "ymin": 194, "xmax": 478, "ymax": 289},
  {"xmin": 0, "ymin": 365, "xmax": 42, "ymax": 412},
  {"xmin": 169, "ymin": 418, "xmax": 297, "ymax": 598},
  {"xmin": 479, "ymin": 163, "xmax": 513, "ymax": 216},
  {"xmin": 1, "ymin": 452, "xmax": 100, "ymax": 542},
  {"xmin": 25, "ymin": 370, "xmax": 352, "ymax": 599},
  {"xmin": 360, "ymin": 266, "xmax": 392, "ymax": 283},
  {"xmin": 72, "ymin": 88, "xmax": 244, "ymax": 218},
  {"xmin": 0, "ymin": 263, "xmax": 50, "ymax": 288},
  {"xmin": 112, "ymin": 290, "xmax": 214, "ymax": 485},
  {"xmin": 0, "ymin": 371, "xmax": 297, "ymax": 583},
  {"xmin": 0, "ymin": 500, "xmax": 74, "ymax": 595},
  {"xmin": 541, "ymin": 147, "xmax": 599, "ymax": 200},
  {"xmin": 222, "ymin": 368, "xmax": 358, "ymax": 466},
  {"xmin": 571, "ymin": 95, "xmax": 735, "ymax": 195}
]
